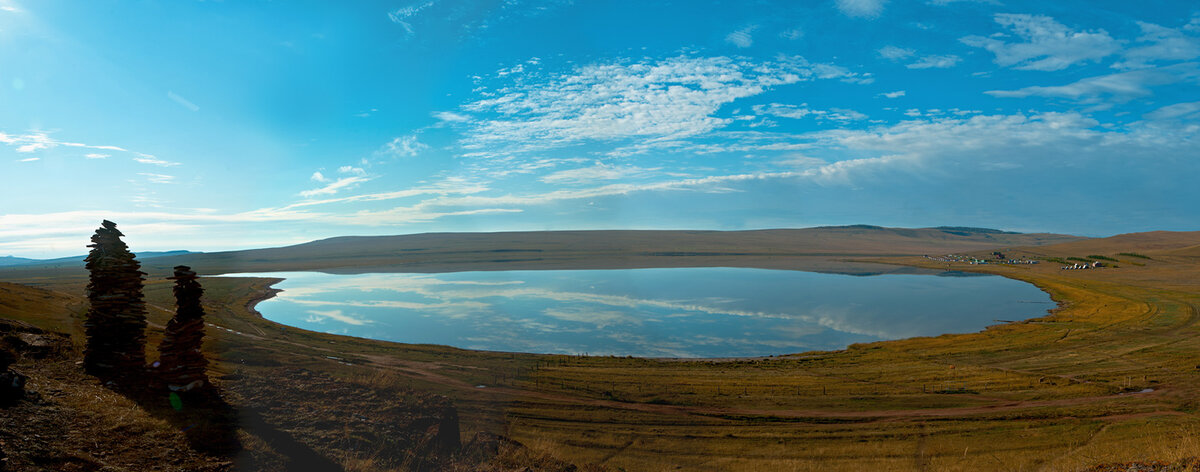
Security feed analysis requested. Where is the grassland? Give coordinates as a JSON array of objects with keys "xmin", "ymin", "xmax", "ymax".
[{"xmin": 2, "ymin": 227, "xmax": 1199, "ymax": 471}]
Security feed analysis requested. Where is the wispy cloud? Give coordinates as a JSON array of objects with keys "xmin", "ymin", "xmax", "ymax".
[
  {"xmin": 878, "ymin": 45, "xmax": 914, "ymax": 60},
  {"xmin": 456, "ymin": 55, "xmax": 866, "ymax": 153},
  {"xmin": 17, "ymin": 157, "xmax": 38, "ymax": 162},
  {"xmin": 539, "ymin": 164, "xmax": 659, "ymax": 185},
  {"xmin": 299, "ymin": 175, "xmax": 373, "ymax": 198},
  {"xmin": 725, "ymin": 26, "xmax": 757, "ymax": 48},
  {"xmin": 753, "ymin": 103, "xmax": 868, "ymax": 123},
  {"xmin": 1145, "ymin": 101, "xmax": 1200, "ymax": 121},
  {"xmin": 836, "ymin": 0, "xmax": 887, "ymax": 19},
  {"xmin": 1113, "ymin": 21, "xmax": 1200, "ymax": 70},
  {"xmin": 381, "ymin": 135, "xmax": 427, "ymax": 157},
  {"xmin": 387, "ymin": 0, "xmax": 437, "ymax": 38},
  {"xmin": 166, "ymin": 91, "xmax": 200, "ymax": 112},
  {"xmin": 0, "ymin": 131, "xmax": 166, "ymax": 166},
  {"xmin": 432, "ymin": 111, "xmax": 470, "ymax": 122},
  {"xmin": 879, "ymin": 46, "xmax": 959, "ymax": 69},
  {"xmin": 907, "ymin": 54, "xmax": 961, "ymax": 69},
  {"xmin": 961, "ymin": 14, "xmax": 1120, "ymax": 71},
  {"xmin": 133, "ymin": 153, "xmax": 181, "ymax": 167},
  {"xmin": 880, "ymin": 90, "xmax": 906, "ymax": 98},
  {"xmin": 138, "ymin": 173, "xmax": 176, "ymax": 184},
  {"xmin": 984, "ymin": 63, "xmax": 1199, "ymax": 102}
]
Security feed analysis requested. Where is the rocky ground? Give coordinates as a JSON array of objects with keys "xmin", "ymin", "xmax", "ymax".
[
  {"xmin": 0, "ymin": 317, "xmax": 604, "ymax": 472},
  {"xmin": 0, "ymin": 319, "xmax": 227, "ymax": 471},
  {"xmin": 1082, "ymin": 458, "xmax": 1200, "ymax": 472}
]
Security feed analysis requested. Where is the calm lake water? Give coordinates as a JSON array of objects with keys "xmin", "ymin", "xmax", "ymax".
[{"xmin": 220, "ymin": 268, "xmax": 1053, "ymax": 358}]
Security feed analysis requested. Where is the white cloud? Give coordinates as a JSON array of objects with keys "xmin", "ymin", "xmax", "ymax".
[
  {"xmin": 836, "ymin": 0, "xmax": 887, "ymax": 19},
  {"xmin": 539, "ymin": 164, "xmax": 658, "ymax": 185},
  {"xmin": 85, "ymin": 153, "xmax": 109, "ymax": 159},
  {"xmin": 725, "ymin": 26, "xmax": 757, "ymax": 48},
  {"xmin": 17, "ymin": 157, "xmax": 38, "ymax": 162},
  {"xmin": 138, "ymin": 173, "xmax": 176, "ymax": 184},
  {"xmin": 311, "ymin": 171, "xmax": 329, "ymax": 182},
  {"xmin": 780, "ymin": 27, "xmax": 803, "ymax": 40},
  {"xmin": 1, "ymin": 132, "xmax": 131, "ymax": 156},
  {"xmin": 880, "ymin": 90, "xmax": 906, "ymax": 98},
  {"xmin": 299, "ymin": 175, "xmax": 372, "ymax": 198},
  {"xmin": 753, "ymin": 103, "xmax": 816, "ymax": 120},
  {"xmin": 132, "ymin": 154, "xmax": 180, "ymax": 167},
  {"xmin": 1144, "ymin": 101, "xmax": 1200, "ymax": 121},
  {"xmin": 432, "ymin": 111, "xmax": 470, "ymax": 122},
  {"xmin": 1113, "ymin": 21, "xmax": 1200, "ymax": 70},
  {"xmin": 387, "ymin": 0, "xmax": 437, "ymax": 38},
  {"xmin": 382, "ymin": 135, "xmax": 427, "ymax": 157},
  {"xmin": 961, "ymin": 14, "xmax": 1120, "ymax": 71},
  {"xmin": 985, "ymin": 63, "xmax": 1200, "ymax": 101},
  {"xmin": 878, "ymin": 45, "xmax": 914, "ymax": 60},
  {"xmin": 338, "ymin": 166, "xmax": 366, "ymax": 175},
  {"xmin": 754, "ymin": 103, "xmax": 867, "ymax": 123},
  {"xmin": 458, "ymin": 55, "xmax": 864, "ymax": 152},
  {"xmin": 907, "ymin": 54, "xmax": 961, "ymax": 69},
  {"xmin": 275, "ymin": 177, "xmax": 490, "ymax": 210}
]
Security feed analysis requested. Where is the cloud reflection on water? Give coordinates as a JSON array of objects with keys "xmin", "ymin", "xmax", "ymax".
[{"xmin": 221, "ymin": 268, "xmax": 1051, "ymax": 357}]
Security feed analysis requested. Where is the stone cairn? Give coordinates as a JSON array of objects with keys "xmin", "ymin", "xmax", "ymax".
[
  {"xmin": 83, "ymin": 220, "xmax": 148, "ymax": 386},
  {"xmin": 156, "ymin": 265, "xmax": 210, "ymax": 392}
]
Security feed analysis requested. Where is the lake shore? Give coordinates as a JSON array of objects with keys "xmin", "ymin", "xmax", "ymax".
[{"xmin": 3, "ymin": 229, "xmax": 1199, "ymax": 470}]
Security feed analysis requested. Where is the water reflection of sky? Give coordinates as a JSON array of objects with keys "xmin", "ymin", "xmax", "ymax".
[{"xmin": 218, "ymin": 268, "xmax": 1053, "ymax": 358}]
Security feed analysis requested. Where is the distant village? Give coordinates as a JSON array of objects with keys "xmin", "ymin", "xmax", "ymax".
[{"xmin": 924, "ymin": 251, "xmax": 1111, "ymax": 270}]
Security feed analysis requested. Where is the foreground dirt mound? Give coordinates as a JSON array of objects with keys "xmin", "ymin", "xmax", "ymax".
[
  {"xmin": 0, "ymin": 320, "xmax": 229, "ymax": 472},
  {"xmin": 225, "ymin": 368, "xmax": 608, "ymax": 472},
  {"xmin": 1082, "ymin": 458, "xmax": 1200, "ymax": 472},
  {"xmin": 226, "ymin": 368, "xmax": 462, "ymax": 471}
]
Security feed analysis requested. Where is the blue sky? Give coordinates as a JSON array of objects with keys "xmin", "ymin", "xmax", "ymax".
[{"xmin": 2, "ymin": 0, "xmax": 1199, "ymax": 257}]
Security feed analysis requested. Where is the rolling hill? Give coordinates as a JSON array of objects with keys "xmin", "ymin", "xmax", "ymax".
[{"xmin": 125, "ymin": 226, "xmax": 1085, "ymax": 275}]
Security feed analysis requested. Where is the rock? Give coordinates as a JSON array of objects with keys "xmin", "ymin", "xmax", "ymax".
[{"xmin": 0, "ymin": 368, "xmax": 26, "ymax": 406}]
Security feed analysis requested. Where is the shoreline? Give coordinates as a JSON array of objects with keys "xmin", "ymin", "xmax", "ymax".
[
  {"xmin": 219, "ymin": 262, "xmax": 1058, "ymax": 362},
  {"xmin": 240, "ymin": 277, "xmax": 285, "ymax": 319}
]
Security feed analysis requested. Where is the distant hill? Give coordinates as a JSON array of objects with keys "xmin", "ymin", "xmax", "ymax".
[
  {"xmin": 0, "ymin": 250, "xmax": 195, "ymax": 268},
  {"xmin": 1013, "ymin": 231, "xmax": 1200, "ymax": 257},
  {"xmin": 133, "ymin": 226, "xmax": 1084, "ymax": 275},
  {"xmin": 0, "ymin": 256, "xmax": 41, "ymax": 267}
]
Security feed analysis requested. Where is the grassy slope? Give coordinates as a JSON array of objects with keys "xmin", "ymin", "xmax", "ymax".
[
  {"xmin": 6, "ymin": 228, "xmax": 1200, "ymax": 470},
  {"xmin": 142, "ymin": 226, "xmax": 1084, "ymax": 274}
]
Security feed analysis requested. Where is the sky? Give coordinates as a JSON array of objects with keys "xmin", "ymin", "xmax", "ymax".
[{"xmin": 2, "ymin": 0, "xmax": 1199, "ymax": 258}]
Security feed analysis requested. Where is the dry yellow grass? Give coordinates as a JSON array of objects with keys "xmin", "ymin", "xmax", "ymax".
[{"xmin": 4, "ymin": 229, "xmax": 1200, "ymax": 471}]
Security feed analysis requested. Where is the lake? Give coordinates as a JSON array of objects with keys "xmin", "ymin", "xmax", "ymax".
[{"xmin": 220, "ymin": 267, "xmax": 1054, "ymax": 358}]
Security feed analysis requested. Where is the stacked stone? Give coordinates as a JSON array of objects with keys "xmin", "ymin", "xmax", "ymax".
[
  {"xmin": 157, "ymin": 265, "xmax": 209, "ymax": 392},
  {"xmin": 82, "ymin": 220, "xmax": 148, "ymax": 385}
]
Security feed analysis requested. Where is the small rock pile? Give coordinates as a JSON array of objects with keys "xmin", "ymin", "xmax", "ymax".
[
  {"xmin": 82, "ymin": 220, "xmax": 148, "ymax": 386},
  {"xmin": 0, "ymin": 319, "xmax": 62, "ymax": 407},
  {"xmin": 0, "ymin": 346, "xmax": 24, "ymax": 406},
  {"xmin": 157, "ymin": 265, "xmax": 210, "ymax": 393}
]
